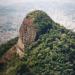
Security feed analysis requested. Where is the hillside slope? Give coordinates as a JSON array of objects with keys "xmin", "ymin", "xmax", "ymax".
[{"xmin": 0, "ymin": 10, "xmax": 75, "ymax": 75}]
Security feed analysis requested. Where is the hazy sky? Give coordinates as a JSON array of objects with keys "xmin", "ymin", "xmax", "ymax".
[{"xmin": 0, "ymin": 0, "xmax": 74, "ymax": 5}]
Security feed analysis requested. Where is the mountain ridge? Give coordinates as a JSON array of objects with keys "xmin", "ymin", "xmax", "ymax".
[{"xmin": 0, "ymin": 10, "xmax": 75, "ymax": 75}]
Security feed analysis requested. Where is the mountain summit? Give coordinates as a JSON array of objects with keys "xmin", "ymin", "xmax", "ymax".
[
  {"xmin": 0, "ymin": 10, "xmax": 75, "ymax": 75},
  {"xmin": 17, "ymin": 10, "xmax": 54, "ymax": 57}
]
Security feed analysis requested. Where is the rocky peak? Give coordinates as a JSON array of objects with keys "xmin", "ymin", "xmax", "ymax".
[{"xmin": 16, "ymin": 10, "xmax": 53, "ymax": 57}]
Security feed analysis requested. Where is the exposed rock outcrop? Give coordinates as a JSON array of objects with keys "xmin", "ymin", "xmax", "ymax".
[{"xmin": 16, "ymin": 17, "xmax": 37, "ymax": 57}]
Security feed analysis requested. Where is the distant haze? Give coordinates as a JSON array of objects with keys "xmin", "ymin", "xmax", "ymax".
[
  {"xmin": 0, "ymin": 0, "xmax": 75, "ymax": 5},
  {"xmin": 0, "ymin": 0, "xmax": 75, "ymax": 44}
]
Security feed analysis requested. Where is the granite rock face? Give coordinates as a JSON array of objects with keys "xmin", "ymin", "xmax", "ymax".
[{"xmin": 17, "ymin": 16, "xmax": 37, "ymax": 57}]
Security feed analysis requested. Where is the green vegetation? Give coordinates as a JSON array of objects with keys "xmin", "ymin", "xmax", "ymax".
[
  {"xmin": 23, "ymin": 27, "xmax": 75, "ymax": 75},
  {"xmin": 0, "ymin": 37, "xmax": 18, "ymax": 58},
  {"xmin": 0, "ymin": 10, "xmax": 75, "ymax": 75}
]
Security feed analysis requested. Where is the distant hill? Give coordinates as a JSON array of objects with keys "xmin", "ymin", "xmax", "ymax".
[{"xmin": 0, "ymin": 10, "xmax": 75, "ymax": 75}]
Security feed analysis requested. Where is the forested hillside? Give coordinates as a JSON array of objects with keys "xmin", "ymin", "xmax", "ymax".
[{"xmin": 0, "ymin": 10, "xmax": 75, "ymax": 75}]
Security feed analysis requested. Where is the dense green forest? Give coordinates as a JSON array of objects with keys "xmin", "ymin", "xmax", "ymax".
[{"xmin": 0, "ymin": 10, "xmax": 75, "ymax": 75}]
